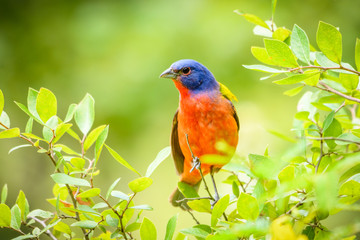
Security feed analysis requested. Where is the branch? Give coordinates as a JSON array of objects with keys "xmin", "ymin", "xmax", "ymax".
[
  {"xmin": 28, "ymin": 216, "xmax": 57, "ymax": 240},
  {"xmin": 289, "ymin": 65, "xmax": 360, "ymax": 76},
  {"xmin": 318, "ymin": 81, "xmax": 360, "ymax": 104},
  {"xmin": 307, "ymin": 136, "xmax": 360, "ymax": 145}
]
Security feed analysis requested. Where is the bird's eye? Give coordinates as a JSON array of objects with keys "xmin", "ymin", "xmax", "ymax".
[{"xmin": 182, "ymin": 67, "xmax": 191, "ymax": 75}]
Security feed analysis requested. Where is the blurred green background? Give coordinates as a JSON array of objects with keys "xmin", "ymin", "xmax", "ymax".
[{"xmin": 1, "ymin": 0, "xmax": 360, "ymax": 238}]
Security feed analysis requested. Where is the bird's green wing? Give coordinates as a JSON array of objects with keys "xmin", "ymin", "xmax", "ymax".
[
  {"xmin": 219, "ymin": 82, "xmax": 240, "ymax": 130},
  {"xmin": 171, "ymin": 110, "xmax": 185, "ymax": 175},
  {"xmin": 219, "ymin": 82, "xmax": 238, "ymax": 102}
]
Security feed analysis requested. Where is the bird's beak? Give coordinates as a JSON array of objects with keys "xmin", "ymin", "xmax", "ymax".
[{"xmin": 160, "ymin": 68, "xmax": 179, "ymax": 79}]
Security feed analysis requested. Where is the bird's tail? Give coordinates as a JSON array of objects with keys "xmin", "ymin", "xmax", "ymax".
[{"xmin": 169, "ymin": 182, "xmax": 200, "ymax": 211}]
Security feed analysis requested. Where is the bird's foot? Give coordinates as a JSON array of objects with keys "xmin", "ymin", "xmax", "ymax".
[{"xmin": 190, "ymin": 157, "xmax": 201, "ymax": 173}]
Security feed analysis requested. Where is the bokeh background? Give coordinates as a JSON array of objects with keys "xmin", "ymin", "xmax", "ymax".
[{"xmin": 1, "ymin": 0, "xmax": 360, "ymax": 238}]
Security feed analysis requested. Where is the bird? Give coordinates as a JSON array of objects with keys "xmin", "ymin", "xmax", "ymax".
[{"xmin": 160, "ymin": 59, "xmax": 239, "ymax": 210}]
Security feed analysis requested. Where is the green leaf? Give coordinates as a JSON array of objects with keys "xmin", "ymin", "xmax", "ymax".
[
  {"xmin": 36, "ymin": 88, "xmax": 57, "ymax": 123},
  {"xmin": 16, "ymin": 190, "xmax": 29, "ymax": 222},
  {"xmin": 273, "ymin": 73, "xmax": 319, "ymax": 85},
  {"xmin": 187, "ymin": 199, "xmax": 211, "ymax": 213},
  {"xmin": 145, "ymin": 146, "xmax": 171, "ymax": 177},
  {"xmin": 84, "ymin": 125, "xmax": 107, "ymax": 152},
  {"xmin": 278, "ymin": 165, "xmax": 295, "ymax": 183},
  {"xmin": 53, "ymin": 123, "xmax": 72, "ymax": 144},
  {"xmin": 339, "ymin": 180, "xmax": 360, "ymax": 205},
  {"xmin": 356, "ymin": 38, "xmax": 360, "ymax": 71},
  {"xmin": 211, "ymin": 194, "xmax": 230, "ymax": 227},
  {"xmin": 165, "ymin": 214, "xmax": 178, "ymax": 240},
  {"xmin": 0, "ymin": 89, "xmax": 3, "ymax": 116},
  {"xmin": 324, "ymin": 118, "xmax": 342, "ymax": 149},
  {"xmin": 243, "ymin": 64, "xmax": 285, "ymax": 73},
  {"xmin": 251, "ymin": 47, "xmax": 275, "ymax": 65},
  {"xmin": 316, "ymin": 21, "xmax": 342, "ymax": 64},
  {"xmin": 10, "ymin": 204, "xmax": 21, "ymax": 230},
  {"xmin": 1, "ymin": 184, "xmax": 7, "ymax": 204},
  {"xmin": 71, "ymin": 220, "xmax": 97, "ymax": 229},
  {"xmin": 75, "ymin": 93, "xmax": 95, "ymax": 135},
  {"xmin": 42, "ymin": 116, "xmax": 58, "ymax": 142},
  {"xmin": 94, "ymin": 125, "xmax": 109, "ymax": 162},
  {"xmin": 237, "ymin": 193, "xmax": 259, "ymax": 221},
  {"xmin": 232, "ymin": 181, "xmax": 240, "ymax": 197},
  {"xmin": 106, "ymin": 178, "xmax": 121, "ymax": 200},
  {"xmin": 25, "ymin": 118, "xmax": 33, "ymax": 133},
  {"xmin": 283, "ymin": 85, "xmax": 304, "ymax": 97},
  {"xmin": 77, "ymin": 188, "xmax": 101, "ymax": 199},
  {"xmin": 178, "ymin": 182, "xmax": 199, "ymax": 198},
  {"xmin": 323, "ymin": 111, "xmax": 335, "ymax": 132},
  {"xmin": 105, "ymin": 144, "xmax": 140, "ymax": 176},
  {"xmin": 125, "ymin": 222, "xmax": 141, "ymax": 232},
  {"xmin": 12, "ymin": 235, "xmax": 36, "ymax": 240},
  {"xmin": 0, "ymin": 111, "xmax": 10, "ymax": 130},
  {"xmin": 0, "ymin": 128, "xmax": 20, "ymax": 139},
  {"xmin": 272, "ymin": 28, "xmax": 291, "ymax": 42},
  {"xmin": 70, "ymin": 157, "xmax": 85, "ymax": 170},
  {"xmin": 315, "ymin": 52, "xmax": 339, "ymax": 68},
  {"xmin": 50, "ymin": 173, "xmax": 90, "ymax": 187},
  {"xmin": 64, "ymin": 103, "xmax": 77, "ymax": 123},
  {"xmin": 180, "ymin": 227, "xmax": 209, "ymax": 238},
  {"xmin": 54, "ymin": 221, "xmax": 72, "ymax": 234},
  {"xmin": 0, "ymin": 203, "xmax": 11, "ymax": 227},
  {"xmin": 27, "ymin": 209, "xmax": 53, "ymax": 219},
  {"xmin": 105, "ymin": 214, "xmax": 119, "ymax": 227},
  {"xmin": 27, "ymin": 88, "xmax": 40, "ymax": 120},
  {"xmin": 291, "ymin": 24, "xmax": 310, "ymax": 64},
  {"xmin": 264, "ymin": 39, "xmax": 299, "ymax": 68},
  {"xmin": 129, "ymin": 204, "xmax": 153, "ymax": 210},
  {"xmin": 128, "ymin": 177, "xmax": 152, "ymax": 193},
  {"xmin": 235, "ymin": 11, "xmax": 269, "ymax": 29},
  {"xmin": 111, "ymin": 190, "xmax": 130, "ymax": 201},
  {"xmin": 140, "ymin": 217, "xmax": 157, "ymax": 240},
  {"xmin": 339, "ymin": 73, "xmax": 359, "ymax": 91}
]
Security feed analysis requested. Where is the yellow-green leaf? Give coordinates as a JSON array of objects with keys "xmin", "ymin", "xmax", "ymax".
[
  {"xmin": 356, "ymin": 38, "xmax": 360, "ymax": 71},
  {"xmin": 211, "ymin": 194, "xmax": 230, "ymax": 227},
  {"xmin": 77, "ymin": 188, "xmax": 101, "ymax": 199},
  {"xmin": 237, "ymin": 193, "xmax": 259, "ymax": 221},
  {"xmin": 235, "ymin": 11, "xmax": 269, "ymax": 29},
  {"xmin": 140, "ymin": 217, "xmax": 157, "ymax": 240},
  {"xmin": 316, "ymin": 21, "xmax": 342, "ymax": 64},
  {"xmin": 36, "ymin": 88, "xmax": 57, "ymax": 123},
  {"xmin": 0, "ymin": 89, "xmax": 4, "ymax": 116},
  {"xmin": 272, "ymin": 27, "xmax": 291, "ymax": 42},
  {"xmin": 0, "ymin": 128, "xmax": 20, "ymax": 139},
  {"xmin": 84, "ymin": 125, "xmax": 107, "ymax": 152},
  {"xmin": 0, "ymin": 204, "xmax": 11, "ymax": 227},
  {"xmin": 105, "ymin": 144, "xmax": 140, "ymax": 176},
  {"xmin": 251, "ymin": 46, "xmax": 275, "ymax": 65},
  {"xmin": 264, "ymin": 39, "xmax": 299, "ymax": 68},
  {"xmin": 128, "ymin": 177, "xmax": 152, "ymax": 193}
]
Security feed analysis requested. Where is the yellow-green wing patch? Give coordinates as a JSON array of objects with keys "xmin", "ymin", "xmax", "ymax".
[{"xmin": 219, "ymin": 82, "xmax": 238, "ymax": 102}]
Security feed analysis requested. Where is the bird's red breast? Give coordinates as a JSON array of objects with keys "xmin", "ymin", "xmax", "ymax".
[{"xmin": 176, "ymin": 88, "xmax": 238, "ymax": 185}]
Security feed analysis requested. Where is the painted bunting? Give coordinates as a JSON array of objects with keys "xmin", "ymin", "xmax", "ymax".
[{"xmin": 160, "ymin": 59, "xmax": 239, "ymax": 209}]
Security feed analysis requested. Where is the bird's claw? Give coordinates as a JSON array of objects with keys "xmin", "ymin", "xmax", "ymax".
[{"xmin": 190, "ymin": 157, "xmax": 201, "ymax": 173}]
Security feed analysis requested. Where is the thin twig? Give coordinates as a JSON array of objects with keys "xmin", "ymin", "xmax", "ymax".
[
  {"xmin": 315, "ymin": 132, "xmax": 324, "ymax": 174},
  {"xmin": 289, "ymin": 65, "xmax": 360, "ymax": 76},
  {"xmin": 307, "ymin": 136, "xmax": 360, "ymax": 145},
  {"xmin": 185, "ymin": 133, "xmax": 215, "ymax": 201},
  {"xmin": 187, "ymin": 210, "xmax": 200, "ymax": 225},
  {"xmin": 335, "ymin": 102, "xmax": 346, "ymax": 113},
  {"xmin": 286, "ymin": 196, "xmax": 307, "ymax": 215},
  {"xmin": 28, "ymin": 216, "xmax": 57, "ymax": 240},
  {"xmin": 317, "ymin": 81, "xmax": 360, "ymax": 104}
]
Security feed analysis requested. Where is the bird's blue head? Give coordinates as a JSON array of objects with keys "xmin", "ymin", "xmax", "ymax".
[{"xmin": 160, "ymin": 59, "xmax": 219, "ymax": 93}]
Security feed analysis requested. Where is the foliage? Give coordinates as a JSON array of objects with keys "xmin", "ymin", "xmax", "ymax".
[
  {"xmin": 0, "ymin": 88, "xmax": 172, "ymax": 239},
  {"xmin": 1, "ymin": 2, "xmax": 360, "ymax": 240}
]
